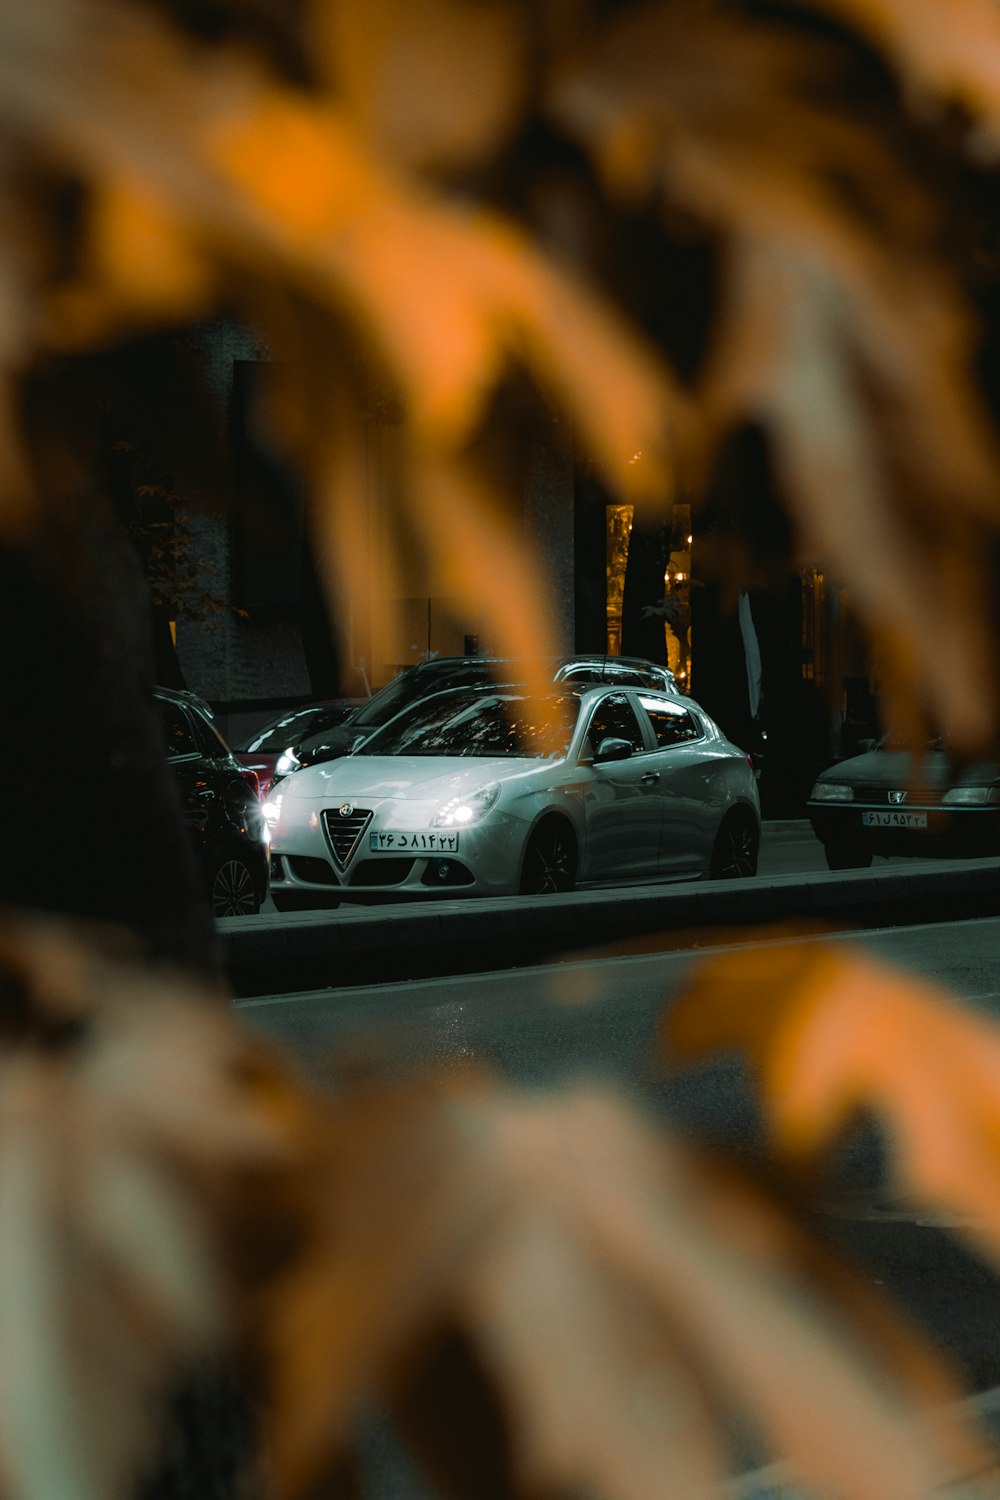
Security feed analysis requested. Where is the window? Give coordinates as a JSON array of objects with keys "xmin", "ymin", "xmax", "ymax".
[
  {"xmin": 559, "ymin": 666, "xmax": 602, "ymax": 686},
  {"xmin": 190, "ymin": 707, "xmax": 231, "ymax": 760},
  {"xmin": 158, "ymin": 700, "xmax": 198, "ymax": 758},
  {"xmin": 246, "ymin": 705, "xmax": 354, "ymax": 752},
  {"xmin": 586, "ymin": 693, "xmax": 645, "ymax": 756},
  {"xmin": 639, "ymin": 696, "xmax": 702, "ymax": 748},
  {"xmin": 358, "ymin": 691, "xmax": 577, "ymax": 760}
]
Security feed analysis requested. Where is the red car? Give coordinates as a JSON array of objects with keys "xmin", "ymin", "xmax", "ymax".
[{"xmin": 233, "ymin": 700, "xmax": 362, "ymax": 798}]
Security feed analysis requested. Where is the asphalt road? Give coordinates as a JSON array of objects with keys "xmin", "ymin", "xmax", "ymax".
[{"xmin": 240, "ymin": 914, "xmax": 1000, "ymax": 1394}]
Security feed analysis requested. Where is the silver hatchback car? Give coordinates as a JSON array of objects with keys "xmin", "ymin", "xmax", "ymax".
[{"xmin": 268, "ymin": 683, "xmax": 759, "ymax": 909}]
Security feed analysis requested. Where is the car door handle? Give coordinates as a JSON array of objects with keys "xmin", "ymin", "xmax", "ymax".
[{"xmin": 640, "ymin": 771, "xmax": 660, "ymax": 783}]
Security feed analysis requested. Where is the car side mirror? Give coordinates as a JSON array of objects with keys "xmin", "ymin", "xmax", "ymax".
[
  {"xmin": 594, "ymin": 736, "xmax": 633, "ymax": 764},
  {"xmin": 857, "ymin": 737, "xmax": 876, "ymax": 754}
]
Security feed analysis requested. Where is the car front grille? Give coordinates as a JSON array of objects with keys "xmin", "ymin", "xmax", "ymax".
[
  {"xmin": 321, "ymin": 807, "xmax": 373, "ymax": 866},
  {"xmin": 853, "ymin": 784, "xmax": 943, "ymax": 806}
]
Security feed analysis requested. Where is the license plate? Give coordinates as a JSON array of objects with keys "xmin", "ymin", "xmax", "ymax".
[
  {"xmin": 369, "ymin": 830, "xmax": 460, "ymax": 853},
  {"xmin": 861, "ymin": 810, "xmax": 928, "ymax": 829}
]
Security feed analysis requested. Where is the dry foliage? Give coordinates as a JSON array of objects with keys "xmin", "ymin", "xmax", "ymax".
[
  {"xmin": 665, "ymin": 939, "xmax": 1000, "ymax": 1273},
  {"xmin": 551, "ymin": 0, "xmax": 1000, "ymax": 745},
  {"xmin": 0, "ymin": 914, "xmax": 323, "ymax": 1500},
  {"xmin": 0, "ymin": 0, "xmax": 999, "ymax": 730},
  {"xmin": 5, "ymin": 914, "xmax": 1000, "ymax": 1500},
  {"xmin": 9, "ymin": 3, "xmax": 1000, "ymax": 1500}
]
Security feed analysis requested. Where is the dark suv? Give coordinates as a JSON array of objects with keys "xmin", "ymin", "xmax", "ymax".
[
  {"xmin": 266, "ymin": 654, "xmax": 679, "ymax": 788},
  {"xmin": 156, "ymin": 687, "xmax": 269, "ymax": 916}
]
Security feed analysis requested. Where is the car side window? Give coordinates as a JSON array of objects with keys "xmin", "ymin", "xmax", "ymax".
[
  {"xmin": 191, "ymin": 709, "xmax": 231, "ymax": 760},
  {"xmin": 158, "ymin": 701, "xmax": 198, "ymax": 758},
  {"xmin": 586, "ymin": 693, "xmax": 645, "ymax": 756},
  {"xmin": 639, "ymin": 695, "xmax": 702, "ymax": 748}
]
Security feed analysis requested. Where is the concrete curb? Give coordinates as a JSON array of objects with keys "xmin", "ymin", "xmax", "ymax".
[{"xmin": 219, "ymin": 856, "xmax": 1000, "ymax": 996}]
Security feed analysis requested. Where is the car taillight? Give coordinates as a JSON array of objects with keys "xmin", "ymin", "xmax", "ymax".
[{"xmin": 239, "ymin": 767, "xmax": 260, "ymax": 798}]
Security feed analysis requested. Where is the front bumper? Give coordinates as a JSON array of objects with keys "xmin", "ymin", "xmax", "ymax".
[
  {"xmin": 807, "ymin": 802, "xmax": 1000, "ymax": 857},
  {"xmin": 270, "ymin": 809, "xmax": 525, "ymax": 901}
]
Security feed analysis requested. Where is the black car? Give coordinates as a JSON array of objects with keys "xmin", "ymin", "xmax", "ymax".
[
  {"xmin": 156, "ymin": 687, "xmax": 269, "ymax": 916},
  {"xmin": 808, "ymin": 738, "xmax": 1000, "ymax": 869},
  {"xmin": 266, "ymin": 654, "xmax": 680, "ymax": 788}
]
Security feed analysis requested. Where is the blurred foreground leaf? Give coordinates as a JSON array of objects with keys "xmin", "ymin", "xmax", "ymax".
[
  {"xmin": 0, "ymin": 911, "xmax": 320, "ymax": 1500},
  {"xmin": 665, "ymin": 939, "xmax": 1000, "ymax": 1275},
  {"xmin": 4, "ymin": 913, "xmax": 1000, "ymax": 1500},
  {"xmin": 259, "ymin": 1072, "xmax": 995, "ymax": 1500},
  {"xmin": 552, "ymin": 0, "xmax": 1000, "ymax": 745}
]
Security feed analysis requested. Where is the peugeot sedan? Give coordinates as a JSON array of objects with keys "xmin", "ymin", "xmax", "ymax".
[
  {"xmin": 267, "ymin": 684, "xmax": 759, "ymax": 909},
  {"xmin": 808, "ymin": 738, "xmax": 1000, "ymax": 868}
]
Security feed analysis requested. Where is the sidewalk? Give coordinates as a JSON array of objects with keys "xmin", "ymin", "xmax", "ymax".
[{"xmin": 219, "ymin": 854, "xmax": 1000, "ymax": 997}]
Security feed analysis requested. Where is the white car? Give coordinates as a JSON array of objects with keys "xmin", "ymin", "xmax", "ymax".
[{"xmin": 267, "ymin": 685, "xmax": 760, "ymax": 909}]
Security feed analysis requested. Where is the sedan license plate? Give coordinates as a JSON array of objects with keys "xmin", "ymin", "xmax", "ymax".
[
  {"xmin": 369, "ymin": 830, "xmax": 460, "ymax": 853},
  {"xmin": 861, "ymin": 810, "xmax": 928, "ymax": 829}
]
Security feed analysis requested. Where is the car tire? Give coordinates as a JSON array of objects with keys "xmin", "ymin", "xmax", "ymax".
[
  {"xmin": 209, "ymin": 853, "xmax": 261, "ymax": 916},
  {"xmin": 519, "ymin": 818, "xmax": 577, "ymax": 895},
  {"xmin": 823, "ymin": 843, "xmax": 873, "ymax": 871},
  {"xmin": 709, "ymin": 809, "xmax": 760, "ymax": 879},
  {"xmin": 271, "ymin": 891, "xmax": 341, "ymax": 912}
]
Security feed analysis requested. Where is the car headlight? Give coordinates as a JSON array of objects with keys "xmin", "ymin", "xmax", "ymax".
[
  {"xmin": 809, "ymin": 782, "xmax": 854, "ymax": 802},
  {"xmin": 275, "ymin": 747, "xmax": 300, "ymax": 775},
  {"xmin": 262, "ymin": 792, "xmax": 283, "ymax": 827},
  {"xmin": 432, "ymin": 782, "xmax": 501, "ymax": 827},
  {"xmin": 942, "ymin": 786, "xmax": 1000, "ymax": 805}
]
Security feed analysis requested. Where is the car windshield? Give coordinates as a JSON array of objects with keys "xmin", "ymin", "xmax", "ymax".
[
  {"xmin": 349, "ymin": 661, "xmax": 502, "ymax": 729},
  {"xmin": 877, "ymin": 731, "xmax": 948, "ymax": 752},
  {"xmin": 242, "ymin": 704, "xmax": 354, "ymax": 752},
  {"xmin": 354, "ymin": 690, "xmax": 579, "ymax": 759}
]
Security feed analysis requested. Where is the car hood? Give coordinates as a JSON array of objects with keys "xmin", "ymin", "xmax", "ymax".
[
  {"xmin": 817, "ymin": 748, "xmax": 1000, "ymax": 789},
  {"xmin": 297, "ymin": 724, "xmax": 360, "ymax": 763},
  {"xmin": 279, "ymin": 755, "xmax": 546, "ymax": 803}
]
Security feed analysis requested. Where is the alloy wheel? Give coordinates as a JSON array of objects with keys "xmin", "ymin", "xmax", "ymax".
[
  {"xmin": 212, "ymin": 857, "xmax": 258, "ymax": 916},
  {"xmin": 712, "ymin": 819, "xmax": 758, "ymax": 879},
  {"xmin": 520, "ymin": 823, "xmax": 576, "ymax": 894}
]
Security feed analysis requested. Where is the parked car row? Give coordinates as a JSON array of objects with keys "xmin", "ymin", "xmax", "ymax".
[
  {"xmin": 156, "ymin": 653, "xmax": 764, "ymax": 919},
  {"xmin": 234, "ymin": 654, "xmax": 679, "ymax": 792}
]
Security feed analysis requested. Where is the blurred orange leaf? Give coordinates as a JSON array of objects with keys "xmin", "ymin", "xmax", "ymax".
[
  {"xmin": 664, "ymin": 940, "xmax": 1000, "ymax": 1271},
  {"xmin": 552, "ymin": 0, "xmax": 1000, "ymax": 747},
  {"xmin": 0, "ymin": 0, "xmax": 679, "ymax": 497},
  {"xmin": 260, "ymin": 1072, "xmax": 990, "ymax": 1500},
  {"xmin": 0, "ymin": 911, "xmax": 320, "ymax": 1500},
  {"xmin": 46, "ymin": 174, "xmax": 215, "ymax": 343},
  {"xmin": 703, "ymin": 236, "xmax": 999, "ymax": 746},
  {"xmin": 797, "ymin": 0, "xmax": 1000, "ymax": 138},
  {"xmin": 0, "ymin": 0, "xmax": 686, "ymax": 686},
  {"xmin": 310, "ymin": 0, "xmax": 527, "ymax": 170}
]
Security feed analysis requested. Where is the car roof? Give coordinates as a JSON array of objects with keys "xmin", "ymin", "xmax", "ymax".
[
  {"xmin": 362, "ymin": 680, "xmax": 683, "ymax": 720},
  {"xmin": 153, "ymin": 685, "xmax": 216, "ymax": 717}
]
